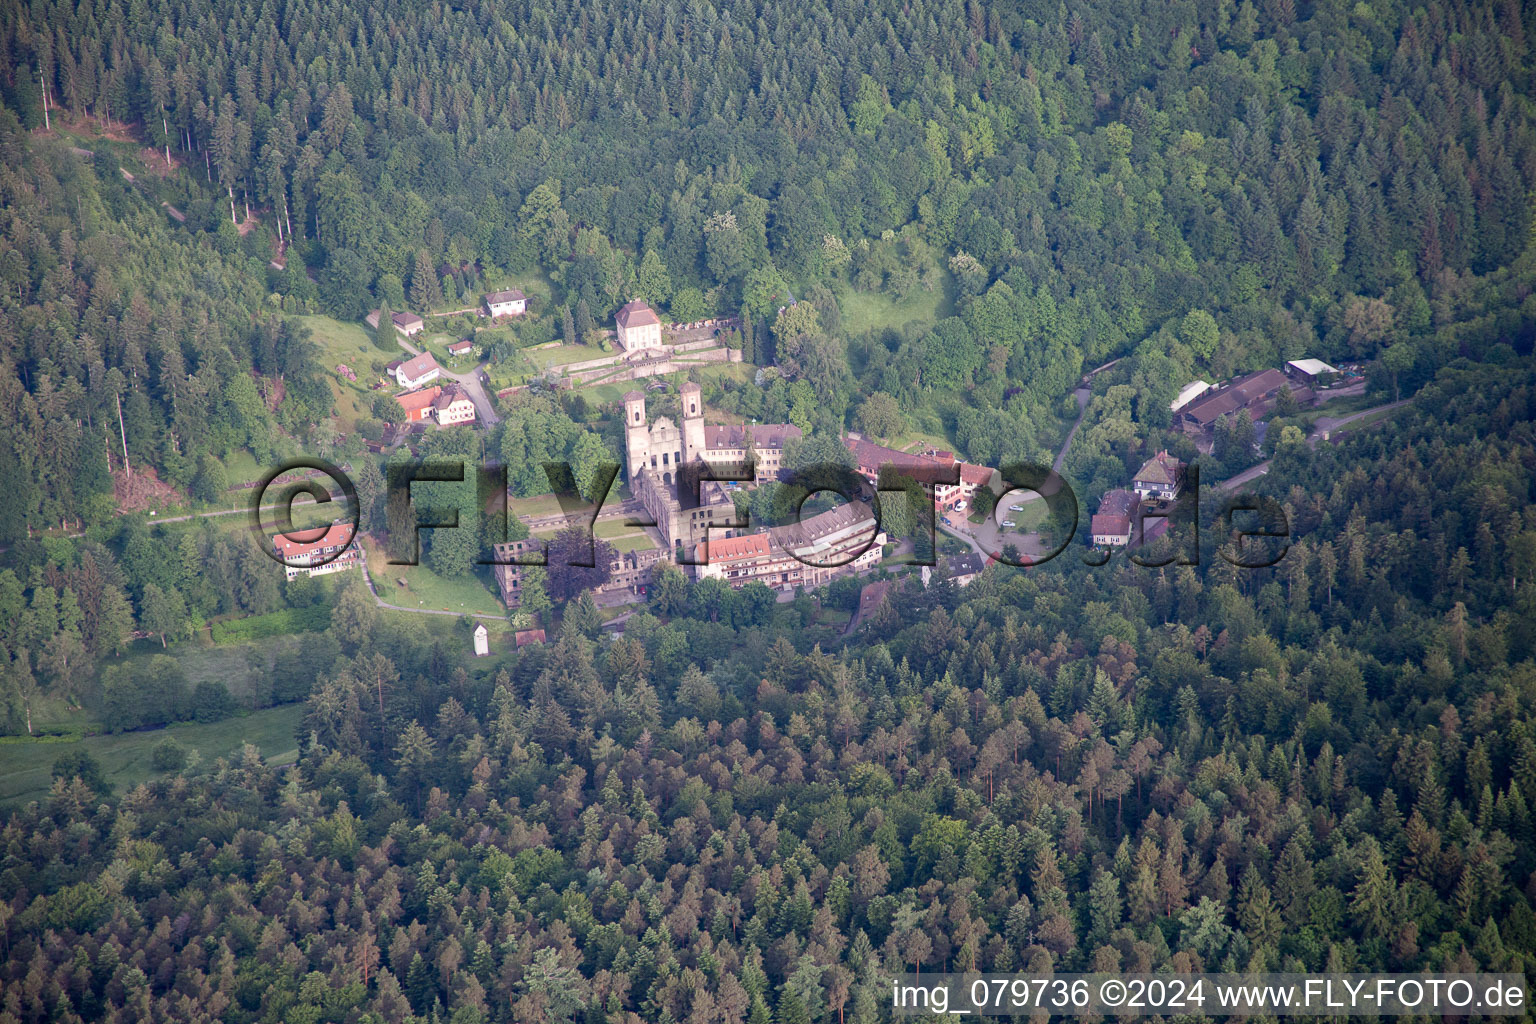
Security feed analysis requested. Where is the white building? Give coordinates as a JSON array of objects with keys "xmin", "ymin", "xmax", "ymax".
[
  {"xmin": 615, "ymin": 300, "xmax": 663, "ymax": 352},
  {"xmin": 432, "ymin": 385, "xmax": 477, "ymax": 425},
  {"xmin": 1285, "ymin": 359, "xmax": 1338, "ymax": 385},
  {"xmin": 367, "ymin": 309, "xmax": 425, "ymax": 337},
  {"xmin": 1132, "ymin": 451, "xmax": 1185, "ymax": 501},
  {"xmin": 272, "ymin": 523, "xmax": 360, "ymax": 580},
  {"xmin": 393, "ymin": 351, "xmax": 442, "ymax": 390},
  {"xmin": 484, "ymin": 290, "xmax": 527, "ymax": 318},
  {"xmin": 1170, "ymin": 380, "xmax": 1213, "ymax": 413},
  {"xmin": 473, "ymin": 622, "xmax": 489, "ymax": 656}
]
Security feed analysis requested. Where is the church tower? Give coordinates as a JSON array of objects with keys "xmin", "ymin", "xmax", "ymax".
[
  {"xmin": 623, "ymin": 391, "xmax": 650, "ymax": 480},
  {"xmin": 679, "ymin": 380, "xmax": 705, "ymax": 464}
]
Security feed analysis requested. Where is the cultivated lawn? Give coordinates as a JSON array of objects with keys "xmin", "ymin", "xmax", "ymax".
[
  {"xmin": 364, "ymin": 544, "xmax": 505, "ymax": 615},
  {"xmin": 0, "ymin": 703, "xmax": 306, "ymax": 807}
]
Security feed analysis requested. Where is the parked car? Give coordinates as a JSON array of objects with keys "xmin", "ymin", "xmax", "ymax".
[
  {"xmin": 1009, "ymin": 503, "xmax": 1024, "ymax": 511},
  {"xmin": 954, "ymin": 500, "xmax": 967, "ymax": 512},
  {"xmin": 1001, "ymin": 520, "xmax": 1016, "ymax": 528}
]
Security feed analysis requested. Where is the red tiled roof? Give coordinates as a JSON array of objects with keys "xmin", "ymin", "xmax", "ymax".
[
  {"xmin": 397, "ymin": 386, "xmax": 442, "ymax": 415},
  {"xmin": 1180, "ymin": 369, "xmax": 1288, "ymax": 426},
  {"xmin": 844, "ymin": 437, "xmax": 955, "ymax": 484},
  {"xmin": 959, "ymin": 462, "xmax": 995, "ymax": 486},
  {"xmin": 1091, "ymin": 513, "xmax": 1132, "ymax": 538},
  {"xmin": 515, "ymin": 628, "xmax": 547, "ymax": 647},
  {"xmin": 698, "ymin": 532, "xmax": 772, "ymax": 564},
  {"xmin": 272, "ymin": 522, "xmax": 356, "ymax": 558}
]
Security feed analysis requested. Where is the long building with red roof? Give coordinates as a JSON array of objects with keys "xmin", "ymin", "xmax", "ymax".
[{"xmin": 271, "ymin": 522, "xmax": 360, "ymax": 580}]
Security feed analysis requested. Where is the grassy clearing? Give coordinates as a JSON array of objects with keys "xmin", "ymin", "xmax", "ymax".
[
  {"xmin": 508, "ymin": 493, "xmax": 566, "ymax": 518},
  {"xmin": 527, "ymin": 344, "xmax": 608, "ymax": 369},
  {"xmin": 293, "ymin": 315, "xmax": 398, "ymax": 433},
  {"xmin": 298, "ymin": 315, "xmax": 391, "ymax": 375},
  {"xmin": 364, "ymin": 544, "xmax": 504, "ymax": 615},
  {"xmin": 835, "ymin": 280, "xmax": 953, "ymax": 336},
  {"xmin": 891, "ymin": 431, "xmax": 956, "ymax": 453},
  {"xmin": 0, "ymin": 703, "xmax": 306, "ymax": 808},
  {"xmin": 609, "ymin": 534, "xmax": 658, "ymax": 554},
  {"xmin": 483, "ymin": 270, "xmax": 554, "ymax": 306}
]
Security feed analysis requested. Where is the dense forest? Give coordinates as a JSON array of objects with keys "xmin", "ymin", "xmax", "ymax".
[
  {"xmin": 1, "ymin": 0, "xmax": 1536, "ymax": 1019},
  {"xmin": 1, "ymin": 352, "xmax": 1535, "ymax": 1022}
]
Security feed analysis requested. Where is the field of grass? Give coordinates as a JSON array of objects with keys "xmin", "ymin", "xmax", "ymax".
[
  {"xmin": 835, "ymin": 279, "xmax": 953, "ymax": 336},
  {"xmin": 292, "ymin": 315, "xmax": 399, "ymax": 432},
  {"xmin": 594, "ymin": 519, "xmax": 645, "ymax": 539},
  {"xmin": 996, "ymin": 496, "xmax": 1049, "ymax": 532},
  {"xmin": 482, "ymin": 271, "xmax": 554, "ymax": 307},
  {"xmin": 608, "ymin": 533, "xmax": 658, "ymax": 554},
  {"xmin": 0, "ymin": 703, "xmax": 306, "ymax": 807},
  {"xmin": 527, "ymin": 344, "xmax": 608, "ymax": 369},
  {"xmin": 364, "ymin": 544, "xmax": 505, "ymax": 615},
  {"xmin": 508, "ymin": 493, "xmax": 566, "ymax": 518},
  {"xmin": 298, "ymin": 315, "xmax": 391, "ymax": 375},
  {"xmin": 577, "ymin": 381, "xmax": 638, "ymax": 407}
]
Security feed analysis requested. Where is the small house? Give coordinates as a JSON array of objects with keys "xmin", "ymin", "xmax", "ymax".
[
  {"xmin": 1090, "ymin": 489, "xmax": 1139, "ymax": 547},
  {"xmin": 947, "ymin": 552, "xmax": 987, "ymax": 586},
  {"xmin": 446, "ymin": 339, "xmax": 475, "ymax": 357},
  {"xmin": 1132, "ymin": 451, "xmax": 1185, "ymax": 501},
  {"xmin": 615, "ymin": 300, "xmax": 663, "ymax": 352},
  {"xmin": 393, "ymin": 351, "xmax": 442, "ymax": 390},
  {"xmin": 432, "ymin": 385, "xmax": 477, "ymax": 426},
  {"xmin": 483, "ymin": 289, "xmax": 527, "ymax": 318},
  {"xmin": 472, "ymin": 622, "xmax": 489, "ymax": 657},
  {"xmin": 367, "ymin": 309, "xmax": 426, "ymax": 337}
]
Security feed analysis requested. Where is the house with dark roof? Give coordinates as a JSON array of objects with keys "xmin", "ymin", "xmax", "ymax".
[
  {"xmin": 1132, "ymin": 451, "xmax": 1185, "ymax": 500},
  {"xmin": 615, "ymin": 300, "xmax": 663, "ymax": 352},
  {"xmin": 946, "ymin": 552, "xmax": 988, "ymax": 586},
  {"xmin": 1090, "ymin": 489, "xmax": 1139, "ymax": 547},
  {"xmin": 483, "ymin": 289, "xmax": 527, "ymax": 318}
]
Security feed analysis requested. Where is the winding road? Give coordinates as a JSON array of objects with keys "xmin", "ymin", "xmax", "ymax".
[{"xmin": 1215, "ymin": 398, "xmax": 1411, "ymax": 492}]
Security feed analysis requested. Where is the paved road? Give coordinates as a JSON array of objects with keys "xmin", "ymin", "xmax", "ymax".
[
  {"xmin": 1310, "ymin": 398, "xmax": 1409, "ymax": 439},
  {"xmin": 397, "ymin": 338, "xmax": 501, "ymax": 425},
  {"xmin": 1215, "ymin": 398, "xmax": 1410, "ymax": 492},
  {"xmin": 1054, "ymin": 386, "xmax": 1093, "ymax": 473}
]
